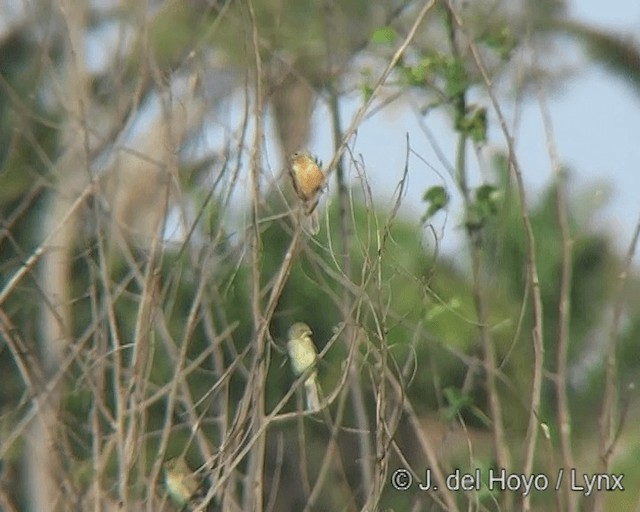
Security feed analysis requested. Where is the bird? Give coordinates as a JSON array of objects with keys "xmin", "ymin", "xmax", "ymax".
[
  {"xmin": 164, "ymin": 457, "xmax": 201, "ymax": 510},
  {"xmin": 288, "ymin": 151, "xmax": 325, "ymax": 233},
  {"xmin": 287, "ymin": 322, "xmax": 321, "ymax": 412}
]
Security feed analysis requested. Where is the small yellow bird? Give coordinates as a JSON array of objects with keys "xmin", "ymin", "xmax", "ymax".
[
  {"xmin": 164, "ymin": 457, "xmax": 200, "ymax": 509},
  {"xmin": 287, "ymin": 322, "xmax": 321, "ymax": 412},
  {"xmin": 288, "ymin": 151, "xmax": 325, "ymax": 233}
]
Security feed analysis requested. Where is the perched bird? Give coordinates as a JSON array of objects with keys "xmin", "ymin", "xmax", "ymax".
[
  {"xmin": 164, "ymin": 457, "xmax": 201, "ymax": 510},
  {"xmin": 288, "ymin": 151, "xmax": 325, "ymax": 233},
  {"xmin": 287, "ymin": 322, "xmax": 321, "ymax": 412}
]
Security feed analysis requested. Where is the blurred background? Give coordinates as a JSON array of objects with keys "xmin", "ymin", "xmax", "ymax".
[{"xmin": 1, "ymin": 0, "xmax": 639, "ymax": 510}]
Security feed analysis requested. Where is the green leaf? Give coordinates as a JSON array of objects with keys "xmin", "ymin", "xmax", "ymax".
[
  {"xmin": 360, "ymin": 83, "xmax": 374, "ymax": 101},
  {"xmin": 442, "ymin": 57, "xmax": 469, "ymax": 98},
  {"xmin": 456, "ymin": 105, "xmax": 487, "ymax": 144},
  {"xmin": 465, "ymin": 184, "xmax": 501, "ymax": 231},
  {"xmin": 480, "ymin": 26, "xmax": 517, "ymax": 61},
  {"xmin": 371, "ymin": 26, "xmax": 397, "ymax": 45},
  {"xmin": 476, "ymin": 184, "xmax": 500, "ymax": 214},
  {"xmin": 421, "ymin": 186, "xmax": 449, "ymax": 222},
  {"xmin": 442, "ymin": 387, "xmax": 472, "ymax": 421},
  {"xmin": 359, "ymin": 68, "xmax": 374, "ymax": 101},
  {"xmin": 402, "ymin": 59, "xmax": 432, "ymax": 86}
]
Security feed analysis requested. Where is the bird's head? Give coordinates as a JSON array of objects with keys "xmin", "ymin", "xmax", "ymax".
[
  {"xmin": 289, "ymin": 150, "xmax": 322, "ymax": 167},
  {"xmin": 288, "ymin": 322, "xmax": 312, "ymax": 339}
]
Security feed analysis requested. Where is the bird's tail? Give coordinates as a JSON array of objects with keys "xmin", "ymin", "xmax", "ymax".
[
  {"xmin": 306, "ymin": 210, "xmax": 320, "ymax": 235},
  {"xmin": 298, "ymin": 199, "xmax": 320, "ymax": 235},
  {"xmin": 304, "ymin": 374, "xmax": 321, "ymax": 412},
  {"xmin": 296, "ymin": 207, "xmax": 319, "ymax": 235}
]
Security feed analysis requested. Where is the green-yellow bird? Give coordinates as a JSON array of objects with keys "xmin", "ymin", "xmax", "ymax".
[
  {"xmin": 164, "ymin": 457, "xmax": 200, "ymax": 509},
  {"xmin": 287, "ymin": 322, "xmax": 321, "ymax": 412}
]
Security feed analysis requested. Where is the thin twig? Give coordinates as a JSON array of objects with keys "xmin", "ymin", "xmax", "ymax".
[
  {"xmin": 323, "ymin": 0, "xmax": 438, "ymax": 179},
  {"xmin": 447, "ymin": 4, "xmax": 546, "ymax": 511},
  {"xmin": 244, "ymin": 0, "xmax": 268, "ymax": 510},
  {"xmin": 0, "ymin": 183, "xmax": 94, "ymax": 307}
]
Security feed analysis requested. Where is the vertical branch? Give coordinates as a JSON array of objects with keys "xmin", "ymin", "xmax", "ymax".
[
  {"xmin": 86, "ymin": 260, "xmax": 107, "ymax": 512},
  {"xmin": 244, "ymin": 0, "xmax": 266, "ymax": 510},
  {"xmin": 95, "ymin": 214, "xmax": 128, "ymax": 506},
  {"xmin": 28, "ymin": 0, "xmax": 92, "ymax": 509},
  {"xmin": 594, "ymin": 214, "xmax": 640, "ymax": 512},
  {"xmin": 366, "ymin": 142, "xmax": 411, "ymax": 510},
  {"xmin": 442, "ymin": 7, "xmax": 511, "ymax": 509},
  {"xmin": 536, "ymin": 83, "xmax": 577, "ymax": 512},
  {"xmin": 452, "ymin": 7, "xmax": 546, "ymax": 510}
]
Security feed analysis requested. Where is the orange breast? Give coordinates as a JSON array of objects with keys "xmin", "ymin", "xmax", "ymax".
[{"xmin": 291, "ymin": 154, "xmax": 324, "ymax": 201}]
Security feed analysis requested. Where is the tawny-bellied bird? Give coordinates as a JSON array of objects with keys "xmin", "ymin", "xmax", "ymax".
[
  {"xmin": 287, "ymin": 322, "xmax": 321, "ymax": 412},
  {"xmin": 164, "ymin": 457, "xmax": 200, "ymax": 509},
  {"xmin": 288, "ymin": 151, "xmax": 325, "ymax": 234}
]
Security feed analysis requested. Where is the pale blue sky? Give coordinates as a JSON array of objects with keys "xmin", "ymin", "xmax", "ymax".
[{"xmin": 304, "ymin": 0, "xmax": 640, "ymax": 257}]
